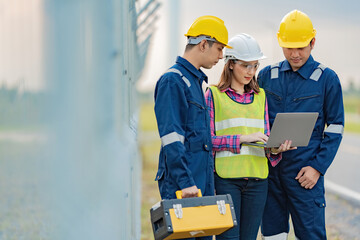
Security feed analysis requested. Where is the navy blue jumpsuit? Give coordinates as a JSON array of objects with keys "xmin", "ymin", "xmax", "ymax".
[
  {"xmin": 258, "ymin": 55, "xmax": 344, "ymax": 239},
  {"xmin": 154, "ymin": 56, "xmax": 214, "ymax": 202}
]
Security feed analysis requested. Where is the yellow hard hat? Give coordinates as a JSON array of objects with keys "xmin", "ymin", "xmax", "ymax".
[
  {"xmin": 277, "ymin": 10, "xmax": 316, "ymax": 48},
  {"xmin": 185, "ymin": 15, "xmax": 232, "ymax": 48}
]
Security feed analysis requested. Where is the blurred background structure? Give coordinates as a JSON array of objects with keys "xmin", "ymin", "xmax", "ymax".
[
  {"xmin": 0, "ymin": 0, "xmax": 159, "ymax": 239},
  {"xmin": 0, "ymin": 0, "xmax": 359, "ymax": 240}
]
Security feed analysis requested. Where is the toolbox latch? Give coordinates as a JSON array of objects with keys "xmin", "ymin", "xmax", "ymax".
[
  {"xmin": 173, "ymin": 204, "xmax": 183, "ymax": 219},
  {"xmin": 217, "ymin": 200, "xmax": 226, "ymax": 215}
]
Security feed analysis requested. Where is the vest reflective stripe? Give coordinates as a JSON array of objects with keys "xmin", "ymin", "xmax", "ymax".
[
  {"xmin": 216, "ymin": 118, "xmax": 264, "ymax": 131},
  {"xmin": 310, "ymin": 63, "xmax": 327, "ymax": 81},
  {"xmin": 216, "ymin": 145, "xmax": 265, "ymax": 158},
  {"xmin": 210, "ymin": 86, "xmax": 268, "ymax": 179},
  {"xmin": 161, "ymin": 132, "xmax": 185, "ymax": 147},
  {"xmin": 324, "ymin": 124, "xmax": 344, "ymax": 135},
  {"xmin": 166, "ymin": 68, "xmax": 191, "ymax": 87}
]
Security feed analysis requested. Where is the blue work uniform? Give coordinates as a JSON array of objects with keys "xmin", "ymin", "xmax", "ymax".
[
  {"xmin": 154, "ymin": 56, "xmax": 214, "ymax": 202},
  {"xmin": 258, "ymin": 55, "xmax": 344, "ymax": 240}
]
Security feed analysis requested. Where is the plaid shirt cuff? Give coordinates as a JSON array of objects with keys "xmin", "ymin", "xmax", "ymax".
[
  {"xmin": 233, "ymin": 135, "xmax": 241, "ymax": 154},
  {"xmin": 265, "ymin": 148, "xmax": 282, "ymax": 167}
]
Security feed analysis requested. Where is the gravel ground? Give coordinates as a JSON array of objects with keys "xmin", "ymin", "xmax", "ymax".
[
  {"xmin": 325, "ymin": 191, "xmax": 360, "ymax": 240},
  {"xmin": 0, "ymin": 141, "xmax": 52, "ymax": 240}
]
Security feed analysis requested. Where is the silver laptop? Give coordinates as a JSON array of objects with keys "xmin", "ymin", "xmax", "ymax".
[{"xmin": 244, "ymin": 112, "xmax": 319, "ymax": 148}]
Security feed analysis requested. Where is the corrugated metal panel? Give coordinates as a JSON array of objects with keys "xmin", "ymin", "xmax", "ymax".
[{"xmin": 43, "ymin": 0, "xmax": 159, "ymax": 239}]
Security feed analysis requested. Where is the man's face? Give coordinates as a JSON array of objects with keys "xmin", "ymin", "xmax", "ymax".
[
  {"xmin": 202, "ymin": 42, "xmax": 224, "ymax": 69},
  {"xmin": 282, "ymin": 40, "xmax": 314, "ymax": 71}
]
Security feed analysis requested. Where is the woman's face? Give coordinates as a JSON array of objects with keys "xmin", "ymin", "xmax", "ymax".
[{"xmin": 231, "ymin": 60, "xmax": 259, "ymax": 86}]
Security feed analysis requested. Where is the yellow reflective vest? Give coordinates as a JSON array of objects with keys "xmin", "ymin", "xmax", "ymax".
[{"xmin": 209, "ymin": 86, "xmax": 268, "ymax": 179}]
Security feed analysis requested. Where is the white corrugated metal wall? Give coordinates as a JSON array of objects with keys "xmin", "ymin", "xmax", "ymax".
[{"xmin": 43, "ymin": 0, "xmax": 159, "ymax": 239}]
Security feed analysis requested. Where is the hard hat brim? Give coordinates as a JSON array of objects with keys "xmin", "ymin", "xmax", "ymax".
[
  {"xmin": 184, "ymin": 33, "xmax": 233, "ymax": 49},
  {"xmin": 278, "ymin": 39, "xmax": 311, "ymax": 48}
]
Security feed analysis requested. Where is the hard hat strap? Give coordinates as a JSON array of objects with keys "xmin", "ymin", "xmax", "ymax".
[
  {"xmin": 187, "ymin": 35, "xmax": 216, "ymax": 45},
  {"xmin": 224, "ymin": 56, "xmax": 237, "ymax": 64}
]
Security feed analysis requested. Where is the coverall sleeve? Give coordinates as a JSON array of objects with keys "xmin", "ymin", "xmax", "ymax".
[
  {"xmin": 309, "ymin": 73, "xmax": 344, "ymax": 175},
  {"xmin": 154, "ymin": 75, "xmax": 195, "ymax": 190},
  {"xmin": 257, "ymin": 68, "xmax": 266, "ymax": 88}
]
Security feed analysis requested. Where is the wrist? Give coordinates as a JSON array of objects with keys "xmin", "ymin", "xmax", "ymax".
[{"xmin": 270, "ymin": 148, "xmax": 279, "ymax": 155}]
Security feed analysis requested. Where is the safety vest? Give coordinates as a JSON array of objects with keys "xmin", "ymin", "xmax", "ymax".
[{"xmin": 210, "ymin": 86, "xmax": 268, "ymax": 179}]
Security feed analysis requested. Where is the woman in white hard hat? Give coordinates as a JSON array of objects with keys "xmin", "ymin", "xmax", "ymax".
[{"xmin": 205, "ymin": 33, "xmax": 294, "ymax": 240}]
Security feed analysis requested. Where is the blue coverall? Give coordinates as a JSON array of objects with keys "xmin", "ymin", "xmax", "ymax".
[
  {"xmin": 154, "ymin": 56, "xmax": 214, "ymax": 201},
  {"xmin": 258, "ymin": 55, "xmax": 344, "ymax": 239}
]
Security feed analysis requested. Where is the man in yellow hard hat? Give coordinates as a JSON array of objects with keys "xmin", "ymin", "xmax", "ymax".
[
  {"xmin": 153, "ymin": 16, "xmax": 231, "ymax": 240},
  {"xmin": 258, "ymin": 10, "xmax": 344, "ymax": 239}
]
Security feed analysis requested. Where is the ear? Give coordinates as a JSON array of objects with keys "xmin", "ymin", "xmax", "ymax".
[
  {"xmin": 229, "ymin": 61, "xmax": 234, "ymax": 70},
  {"xmin": 310, "ymin": 38, "xmax": 316, "ymax": 50},
  {"xmin": 199, "ymin": 39, "xmax": 208, "ymax": 52}
]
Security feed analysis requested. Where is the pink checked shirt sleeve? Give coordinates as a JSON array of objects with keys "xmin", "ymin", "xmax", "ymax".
[
  {"xmin": 205, "ymin": 88, "xmax": 241, "ymax": 155},
  {"xmin": 264, "ymin": 98, "xmax": 282, "ymax": 167}
]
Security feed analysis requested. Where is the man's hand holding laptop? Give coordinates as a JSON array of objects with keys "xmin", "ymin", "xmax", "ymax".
[{"xmin": 269, "ymin": 140, "xmax": 297, "ymax": 155}]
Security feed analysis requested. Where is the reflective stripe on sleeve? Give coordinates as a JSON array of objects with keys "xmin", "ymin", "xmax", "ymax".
[
  {"xmin": 310, "ymin": 64, "xmax": 326, "ymax": 81},
  {"xmin": 215, "ymin": 118, "xmax": 264, "ymax": 131},
  {"xmin": 166, "ymin": 68, "xmax": 191, "ymax": 87},
  {"xmin": 318, "ymin": 63, "xmax": 326, "ymax": 71},
  {"xmin": 261, "ymin": 232, "xmax": 288, "ymax": 240},
  {"xmin": 161, "ymin": 132, "xmax": 185, "ymax": 147},
  {"xmin": 270, "ymin": 63, "xmax": 280, "ymax": 79},
  {"xmin": 309, "ymin": 68, "xmax": 322, "ymax": 81},
  {"xmin": 324, "ymin": 124, "xmax": 344, "ymax": 135}
]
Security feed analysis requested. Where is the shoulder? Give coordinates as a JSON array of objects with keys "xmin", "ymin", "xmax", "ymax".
[
  {"xmin": 314, "ymin": 63, "xmax": 340, "ymax": 84},
  {"xmin": 258, "ymin": 64, "xmax": 272, "ymax": 76},
  {"xmin": 208, "ymin": 85, "xmax": 218, "ymax": 93},
  {"xmin": 258, "ymin": 64, "xmax": 275, "ymax": 85},
  {"xmin": 208, "ymin": 86, "xmax": 224, "ymax": 97},
  {"xmin": 258, "ymin": 87, "xmax": 265, "ymax": 94},
  {"xmin": 258, "ymin": 61, "xmax": 283, "ymax": 79},
  {"xmin": 157, "ymin": 66, "xmax": 189, "ymax": 88},
  {"xmin": 256, "ymin": 88, "xmax": 266, "ymax": 100},
  {"xmin": 206, "ymin": 86, "xmax": 218, "ymax": 98},
  {"xmin": 321, "ymin": 66, "xmax": 338, "ymax": 78}
]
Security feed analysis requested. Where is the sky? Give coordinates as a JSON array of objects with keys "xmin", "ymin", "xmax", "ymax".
[
  {"xmin": 137, "ymin": 0, "xmax": 360, "ymax": 92},
  {"xmin": 0, "ymin": 0, "xmax": 359, "ymax": 92},
  {"xmin": 0, "ymin": 0, "xmax": 43, "ymax": 91}
]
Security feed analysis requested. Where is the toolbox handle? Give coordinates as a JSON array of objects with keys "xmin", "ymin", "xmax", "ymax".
[{"xmin": 175, "ymin": 189, "xmax": 202, "ymax": 199}]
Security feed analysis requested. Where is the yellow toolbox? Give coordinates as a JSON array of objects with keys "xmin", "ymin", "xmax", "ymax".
[{"xmin": 150, "ymin": 191, "xmax": 237, "ymax": 240}]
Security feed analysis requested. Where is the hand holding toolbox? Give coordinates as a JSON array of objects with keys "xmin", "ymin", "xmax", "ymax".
[{"xmin": 150, "ymin": 190, "xmax": 237, "ymax": 240}]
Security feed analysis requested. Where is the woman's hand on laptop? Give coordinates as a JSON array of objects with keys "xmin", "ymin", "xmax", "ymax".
[
  {"xmin": 240, "ymin": 132, "xmax": 268, "ymax": 144},
  {"xmin": 270, "ymin": 140, "xmax": 297, "ymax": 155}
]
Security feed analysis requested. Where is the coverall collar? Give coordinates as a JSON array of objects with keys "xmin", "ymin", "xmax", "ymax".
[
  {"xmin": 176, "ymin": 56, "xmax": 208, "ymax": 84},
  {"xmin": 281, "ymin": 55, "xmax": 316, "ymax": 80}
]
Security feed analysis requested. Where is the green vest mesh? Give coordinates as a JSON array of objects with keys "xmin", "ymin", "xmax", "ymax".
[{"xmin": 210, "ymin": 86, "xmax": 268, "ymax": 179}]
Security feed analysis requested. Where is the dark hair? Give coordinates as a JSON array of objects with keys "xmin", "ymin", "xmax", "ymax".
[{"xmin": 216, "ymin": 60, "xmax": 260, "ymax": 93}]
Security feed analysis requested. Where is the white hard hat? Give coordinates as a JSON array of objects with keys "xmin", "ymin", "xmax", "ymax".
[{"xmin": 224, "ymin": 33, "xmax": 266, "ymax": 63}]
